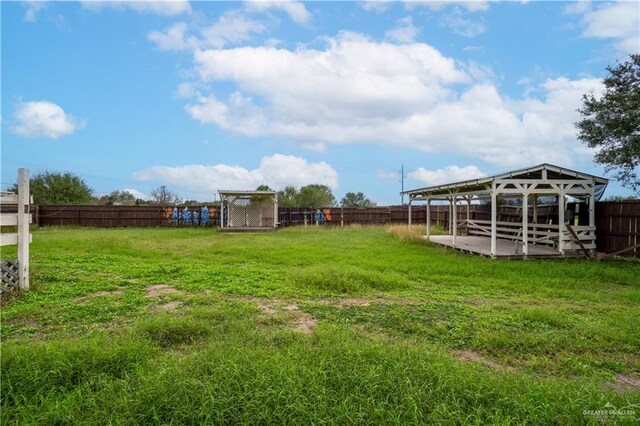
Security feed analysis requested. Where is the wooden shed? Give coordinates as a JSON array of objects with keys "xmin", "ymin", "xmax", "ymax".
[{"xmin": 218, "ymin": 190, "xmax": 278, "ymax": 231}]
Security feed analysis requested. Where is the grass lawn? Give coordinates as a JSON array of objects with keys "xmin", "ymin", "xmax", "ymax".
[{"xmin": 1, "ymin": 226, "xmax": 639, "ymax": 424}]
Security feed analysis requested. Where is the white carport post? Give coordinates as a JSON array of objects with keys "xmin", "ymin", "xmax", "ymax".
[
  {"xmin": 452, "ymin": 196, "xmax": 457, "ymax": 247},
  {"xmin": 558, "ymin": 192, "xmax": 565, "ymax": 255},
  {"xmin": 522, "ymin": 191, "xmax": 529, "ymax": 256},
  {"xmin": 490, "ymin": 184, "xmax": 497, "ymax": 257},
  {"xmin": 408, "ymin": 199, "xmax": 412, "ymax": 228},
  {"xmin": 426, "ymin": 199, "xmax": 431, "ymax": 238},
  {"xmin": 532, "ymin": 194, "xmax": 538, "ymax": 246},
  {"xmin": 448, "ymin": 198, "xmax": 453, "ymax": 235}
]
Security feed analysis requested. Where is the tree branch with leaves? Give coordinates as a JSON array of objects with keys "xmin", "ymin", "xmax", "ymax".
[{"xmin": 576, "ymin": 54, "xmax": 640, "ymax": 193}]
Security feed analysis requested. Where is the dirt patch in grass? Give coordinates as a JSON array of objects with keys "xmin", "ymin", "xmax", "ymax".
[
  {"xmin": 252, "ymin": 299, "xmax": 317, "ymax": 334},
  {"xmin": 336, "ymin": 298, "xmax": 386, "ymax": 307},
  {"xmin": 292, "ymin": 314, "xmax": 317, "ymax": 335},
  {"xmin": 75, "ymin": 288, "xmax": 124, "ymax": 303},
  {"xmin": 146, "ymin": 285, "xmax": 182, "ymax": 298},
  {"xmin": 607, "ymin": 373, "xmax": 640, "ymax": 393},
  {"xmin": 260, "ymin": 303, "xmax": 277, "ymax": 314},
  {"xmin": 158, "ymin": 301, "xmax": 184, "ymax": 311},
  {"xmin": 454, "ymin": 350, "xmax": 515, "ymax": 372}
]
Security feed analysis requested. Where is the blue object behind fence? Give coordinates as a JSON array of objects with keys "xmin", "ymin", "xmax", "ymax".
[{"xmin": 201, "ymin": 206, "xmax": 209, "ymax": 224}]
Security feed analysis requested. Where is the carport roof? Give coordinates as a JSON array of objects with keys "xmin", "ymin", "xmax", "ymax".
[{"xmin": 402, "ymin": 163, "xmax": 608, "ymax": 198}]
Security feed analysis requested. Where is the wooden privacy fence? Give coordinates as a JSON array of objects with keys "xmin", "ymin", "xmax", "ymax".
[
  {"xmin": 30, "ymin": 201, "xmax": 640, "ymax": 257},
  {"xmin": 595, "ymin": 201, "xmax": 640, "ymax": 257},
  {"xmin": 278, "ymin": 206, "xmax": 450, "ymax": 227},
  {"xmin": 37, "ymin": 205, "xmax": 220, "ymax": 227}
]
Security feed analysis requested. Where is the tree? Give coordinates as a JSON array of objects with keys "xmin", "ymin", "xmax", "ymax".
[
  {"xmin": 150, "ymin": 185, "xmax": 181, "ymax": 206},
  {"xmin": 98, "ymin": 190, "xmax": 136, "ymax": 205},
  {"xmin": 9, "ymin": 171, "xmax": 94, "ymax": 204},
  {"xmin": 576, "ymin": 54, "xmax": 640, "ymax": 193},
  {"xmin": 277, "ymin": 186, "xmax": 299, "ymax": 207},
  {"xmin": 276, "ymin": 185, "xmax": 336, "ymax": 207},
  {"xmin": 256, "ymin": 185, "xmax": 273, "ymax": 191},
  {"xmin": 340, "ymin": 192, "xmax": 376, "ymax": 208},
  {"xmin": 297, "ymin": 184, "xmax": 335, "ymax": 207}
]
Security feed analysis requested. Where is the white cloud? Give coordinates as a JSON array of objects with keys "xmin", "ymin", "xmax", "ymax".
[
  {"xmin": 440, "ymin": 11, "xmax": 486, "ymax": 37},
  {"xmin": 148, "ymin": 11, "xmax": 266, "ymax": 51},
  {"xmin": 23, "ymin": 1, "xmax": 47, "ymax": 22},
  {"xmin": 11, "ymin": 101, "xmax": 84, "ymax": 139},
  {"xmin": 172, "ymin": 31, "xmax": 604, "ymax": 168},
  {"xmin": 174, "ymin": 82, "xmax": 200, "ymax": 98},
  {"xmin": 386, "ymin": 16, "xmax": 420, "ymax": 43},
  {"xmin": 409, "ymin": 165, "xmax": 485, "ymax": 186},
  {"xmin": 81, "ymin": 0, "xmax": 191, "ymax": 16},
  {"xmin": 406, "ymin": 1, "xmax": 490, "ymax": 13},
  {"xmin": 148, "ymin": 22, "xmax": 192, "ymax": 51},
  {"xmin": 132, "ymin": 154, "xmax": 338, "ymax": 199},
  {"xmin": 244, "ymin": 0, "xmax": 311, "ymax": 25},
  {"xmin": 122, "ymin": 188, "xmax": 147, "ymax": 200},
  {"xmin": 377, "ymin": 169, "xmax": 398, "ymax": 179},
  {"xmin": 201, "ymin": 10, "xmax": 266, "ymax": 49},
  {"xmin": 361, "ymin": 1, "xmax": 392, "ymax": 13},
  {"xmin": 567, "ymin": 1, "xmax": 639, "ymax": 53},
  {"xmin": 463, "ymin": 45, "xmax": 484, "ymax": 52},
  {"xmin": 264, "ymin": 37, "xmax": 282, "ymax": 47}
]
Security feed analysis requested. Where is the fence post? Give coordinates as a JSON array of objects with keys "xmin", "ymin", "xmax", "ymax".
[{"xmin": 17, "ymin": 168, "xmax": 30, "ymax": 291}]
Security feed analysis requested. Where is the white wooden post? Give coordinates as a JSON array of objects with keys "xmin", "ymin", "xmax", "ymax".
[
  {"xmin": 17, "ymin": 168, "xmax": 30, "ymax": 290},
  {"xmin": 491, "ymin": 188, "xmax": 497, "ymax": 257},
  {"xmin": 522, "ymin": 192, "xmax": 528, "ymax": 256},
  {"xmin": 452, "ymin": 197, "xmax": 457, "ymax": 247},
  {"xmin": 532, "ymin": 194, "xmax": 538, "ymax": 246},
  {"xmin": 274, "ymin": 194, "xmax": 278, "ymax": 228},
  {"xmin": 466, "ymin": 196, "xmax": 471, "ymax": 224},
  {"xmin": 408, "ymin": 200, "xmax": 412, "ymax": 228},
  {"xmin": 426, "ymin": 199, "xmax": 431, "ymax": 238},
  {"xmin": 220, "ymin": 200, "xmax": 224, "ymax": 228},
  {"xmin": 448, "ymin": 198, "xmax": 453, "ymax": 235},
  {"xmin": 558, "ymin": 193, "xmax": 565, "ymax": 255}
]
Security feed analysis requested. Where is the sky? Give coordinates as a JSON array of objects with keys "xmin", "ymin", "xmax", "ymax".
[{"xmin": 2, "ymin": 0, "xmax": 639, "ymax": 204}]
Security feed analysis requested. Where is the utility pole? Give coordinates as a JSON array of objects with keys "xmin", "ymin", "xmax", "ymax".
[{"xmin": 399, "ymin": 164, "xmax": 406, "ymax": 205}]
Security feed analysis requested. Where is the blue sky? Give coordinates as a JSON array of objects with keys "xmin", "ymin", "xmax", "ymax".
[{"xmin": 2, "ymin": 0, "xmax": 639, "ymax": 204}]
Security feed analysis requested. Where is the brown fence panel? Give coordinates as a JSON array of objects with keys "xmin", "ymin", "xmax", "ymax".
[
  {"xmin": 596, "ymin": 201, "xmax": 640, "ymax": 257},
  {"xmin": 37, "ymin": 205, "xmax": 219, "ymax": 227}
]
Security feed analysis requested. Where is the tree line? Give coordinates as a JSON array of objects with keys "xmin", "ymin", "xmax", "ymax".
[
  {"xmin": 256, "ymin": 184, "xmax": 376, "ymax": 208},
  {"xmin": 7, "ymin": 171, "xmax": 377, "ymax": 208}
]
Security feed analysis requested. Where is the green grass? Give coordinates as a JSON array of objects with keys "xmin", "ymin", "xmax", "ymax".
[{"xmin": 2, "ymin": 226, "xmax": 639, "ymax": 424}]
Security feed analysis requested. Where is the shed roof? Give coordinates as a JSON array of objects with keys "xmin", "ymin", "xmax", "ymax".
[
  {"xmin": 218, "ymin": 190, "xmax": 276, "ymax": 196},
  {"xmin": 402, "ymin": 163, "xmax": 608, "ymax": 198}
]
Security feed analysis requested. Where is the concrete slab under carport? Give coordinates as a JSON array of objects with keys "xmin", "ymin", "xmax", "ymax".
[{"xmin": 425, "ymin": 235, "xmax": 579, "ymax": 259}]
